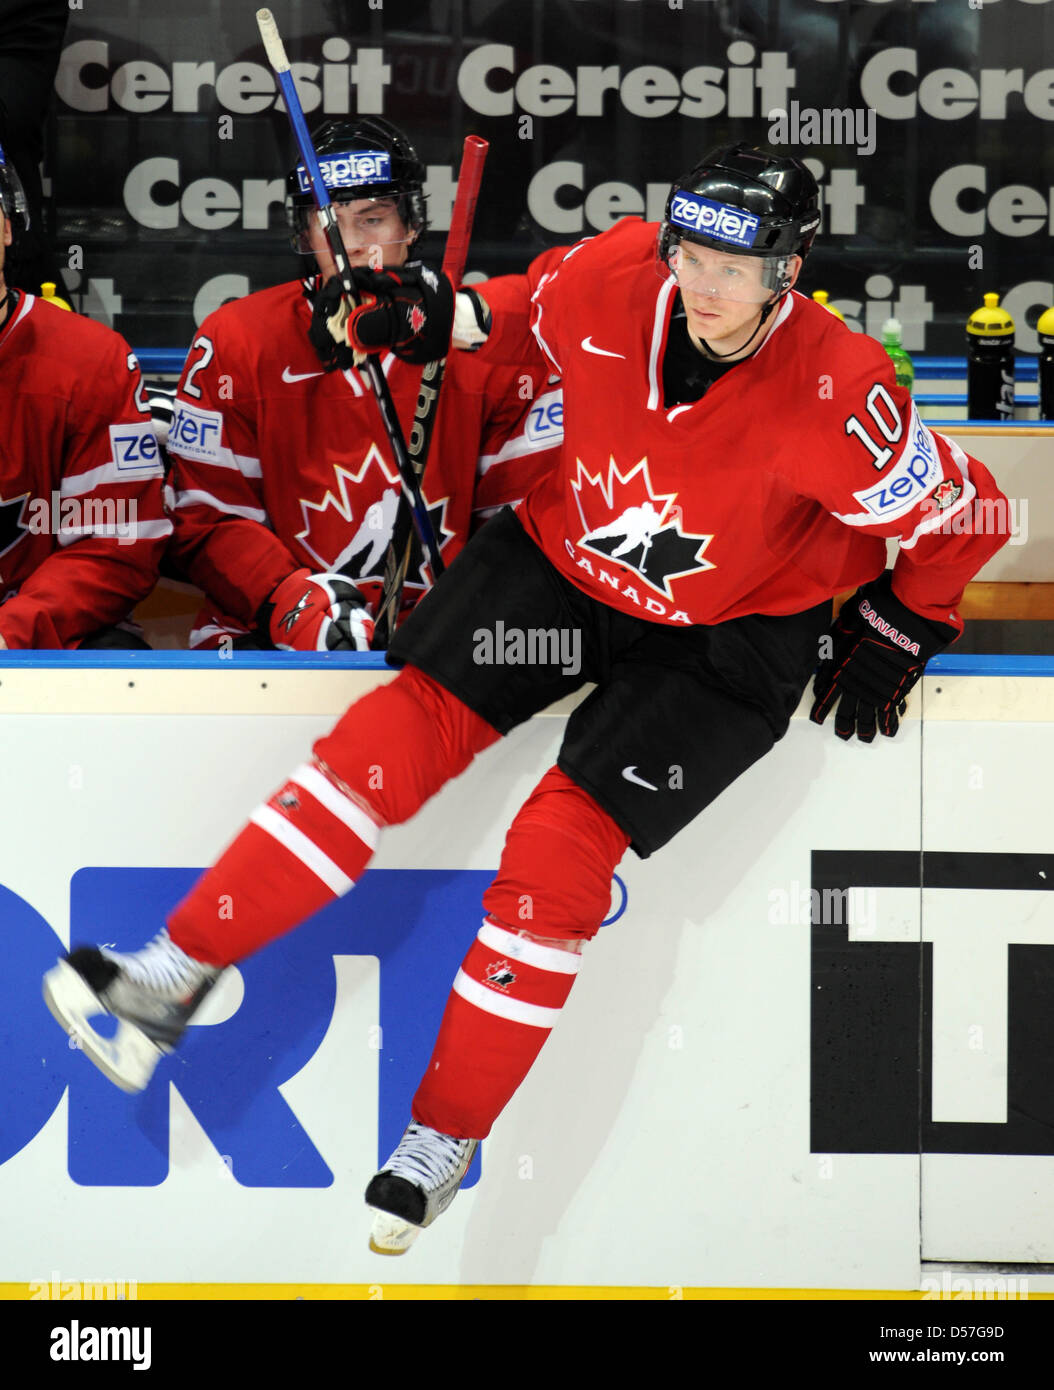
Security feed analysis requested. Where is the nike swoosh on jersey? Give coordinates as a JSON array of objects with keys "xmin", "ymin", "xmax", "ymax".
[
  {"xmin": 282, "ymin": 367, "xmax": 326, "ymax": 383},
  {"xmin": 622, "ymin": 766, "xmax": 659, "ymax": 791},
  {"xmin": 581, "ymin": 337, "xmax": 626, "ymax": 359}
]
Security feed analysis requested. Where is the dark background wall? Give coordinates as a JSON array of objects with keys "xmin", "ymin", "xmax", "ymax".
[{"xmin": 36, "ymin": 0, "xmax": 1054, "ymax": 355}]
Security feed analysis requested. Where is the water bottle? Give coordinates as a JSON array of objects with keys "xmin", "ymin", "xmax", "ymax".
[
  {"xmin": 40, "ymin": 282, "xmax": 73, "ymax": 312},
  {"xmin": 881, "ymin": 317, "xmax": 914, "ymax": 393},
  {"xmin": 1038, "ymin": 304, "xmax": 1054, "ymax": 421},
  {"xmin": 811, "ymin": 289, "xmax": 844, "ymax": 322},
  {"xmin": 966, "ymin": 293, "xmax": 1014, "ymax": 421}
]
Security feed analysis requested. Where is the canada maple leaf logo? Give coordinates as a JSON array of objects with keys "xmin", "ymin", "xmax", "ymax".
[
  {"xmin": 932, "ymin": 479, "xmax": 963, "ymax": 511},
  {"xmin": 571, "ymin": 456, "xmax": 713, "ymax": 600},
  {"xmin": 409, "ymin": 304, "xmax": 426, "ymax": 334},
  {"xmin": 295, "ymin": 444, "xmax": 402, "ymax": 578}
]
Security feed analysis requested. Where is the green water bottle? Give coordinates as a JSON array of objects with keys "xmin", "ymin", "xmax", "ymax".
[{"xmin": 881, "ymin": 318, "xmax": 914, "ymax": 393}]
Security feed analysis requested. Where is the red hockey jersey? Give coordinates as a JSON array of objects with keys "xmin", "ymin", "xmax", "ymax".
[
  {"xmin": 165, "ymin": 276, "xmax": 549, "ymax": 645},
  {"xmin": 0, "ymin": 293, "xmax": 170, "ymax": 648},
  {"xmin": 520, "ymin": 220, "xmax": 1010, "ymax": 631}
]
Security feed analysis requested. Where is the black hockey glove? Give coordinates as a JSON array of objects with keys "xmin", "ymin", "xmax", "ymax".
[
  {"xmin": 346, "ymin": 263, "xmax": 454, "ymax": 363},
  {"xmin": 810, "ymin": 572, "xmax": 958, "ymax": 742},
  {"xmin": 308, "ymin": 278, "xmax": 359, "ymax": 371},
  {"xmin": 308, "ymin": 266, "xmax": 454, "ymax": 368}
]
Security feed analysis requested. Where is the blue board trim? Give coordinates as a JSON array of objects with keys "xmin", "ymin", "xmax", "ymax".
[
  {"xmin": 0, "ymin": 652, "xmax": 1050, "ymax": 676},
  {"xmin": 0, "ymin": 651, "xmax": 392, "ymax": 670}
]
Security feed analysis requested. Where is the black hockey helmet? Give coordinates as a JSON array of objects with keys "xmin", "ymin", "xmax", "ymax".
[
  {"xmin": 285, "ymin": 116, "xmax": 426, "ymax": 253},
  {"xmin": 0, "ymin": 144, "xmax": 29, "ymax": 233},
  {"xmin": 659, "ymin": 143, "xmax": 819, "ymax": 295}
]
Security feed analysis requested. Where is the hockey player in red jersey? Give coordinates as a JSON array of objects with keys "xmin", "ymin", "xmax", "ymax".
[
  {"xmin": 44, "ymin": 145, "xmax": 1011, "ymax": 1250},
  {"xmin": 0, "ymin": 147, "xmax": 169, "ymax": 649},
  {"xmin": 163, "ymin": 117, "xmax": 549, "ymax": 651}
]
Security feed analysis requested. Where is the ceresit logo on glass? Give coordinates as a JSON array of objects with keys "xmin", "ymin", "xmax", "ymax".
[
  {"xmin": 297, "ymin": 150, "xmax": 392, "ymax": 194},
  {"xmin": 670, "ymin": 194, "xmax": 760, "ymax": 248}
]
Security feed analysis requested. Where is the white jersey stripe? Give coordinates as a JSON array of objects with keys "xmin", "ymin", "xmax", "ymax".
[
  {"xmin": 60, "ymin": 462, "xmax": 156, "ymax": 496},
  {"xmin": 477, "ymin": 391, "xmax": 565, "ymax": 475},
  {"xmin": 168, "ymin": 439, "xmax": 263, "ymax": 479},
  {"xmin": 452, "ymin": 969, "xmax": 563, "ymax": 1029},
  {"xmin": 171, "ymin": 488, "xmax": 269, "ymax": 523},
  {"xmin": 56, "ymin": 517, "xmax": 172, "ymax": 546},
  {"xmin": 290, "ymin": 761, "xmax": 380, "ymax": 852},
  {"xmin": 478, "ymin": 919, "xmax": 581, "ymax": 975},
  {"xmin": 899, "ymin": 437, "xmax": 977, "ymax": 550},
  {"xmin": 530, "ymin": 273, "xmax": 563, "ymax": 376},
  {"xmin": 647, "ymin": 277, "xmax": 678, "ymax": 412},
  {"xmin": 250, "ymin": 804, "xmax": 353, "ymax": 896},
  {"xmin": 754, "ymin": 291, "xmax": 794, "ymax": 356}
]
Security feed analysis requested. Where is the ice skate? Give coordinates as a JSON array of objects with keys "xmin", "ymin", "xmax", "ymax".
[
  {"xmin": 365, "ymin": 1121, "xmax": 478, "ymax": 1255},
  {"xmin": 42, "ymin": 929, "xmax": 222, "ymax": 1093}
]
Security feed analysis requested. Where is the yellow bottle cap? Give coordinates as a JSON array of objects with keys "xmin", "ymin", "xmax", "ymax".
[
  {"xmin": 40, "ymin": 282, "xmax": 73, "ymax": 312},
  {"xmin": 812, "ymin": 289, "xmax": 844, "ymax": 322},
  {"xmin": 1037, "ymin": 305, "xmax": 1054, "ymax": 338},
  {"xmin": 966, "ymin": 292, "xmax": 1013, "ymax": 336}
]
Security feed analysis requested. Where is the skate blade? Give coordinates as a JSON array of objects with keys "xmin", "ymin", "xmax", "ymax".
[
  {"xmin": 43, "ymin": 960, "xmax": 165, "ymax": 1094},
  {"xmin": 368, "ymin": 1208, "xmax": 422, "ymax": 1256}
]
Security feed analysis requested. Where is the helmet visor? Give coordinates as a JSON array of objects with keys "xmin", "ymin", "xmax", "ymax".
[
  {"xmin": 289, "ymin": 196, "xmax": 415, "ymax": 258},
  {"xmin": 664, "ymin": 242, "xmax": 787, "ymax": 304},
  {"xmin": 0, "ymin": 147, "xmax": 29, "ymax": 231}
]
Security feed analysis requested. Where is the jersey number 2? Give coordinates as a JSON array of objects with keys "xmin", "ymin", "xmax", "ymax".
[{"xmin": 182, "ymin": 336, "xmax": 215, "ymax": 399}]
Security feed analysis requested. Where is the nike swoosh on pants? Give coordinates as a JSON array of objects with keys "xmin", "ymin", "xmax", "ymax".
[{"xmin": 621, "ymin": 766, "xmax": 658, "ymax": 790}]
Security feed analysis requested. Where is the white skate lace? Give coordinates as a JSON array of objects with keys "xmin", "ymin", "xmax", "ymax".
[
  {"xmin": 384, "ymin": 1123, "xmax": 472, "ymax": 1191},
  {"xmin": 101, "ymin": 929, "xmax": 211, "ymax": 993}
]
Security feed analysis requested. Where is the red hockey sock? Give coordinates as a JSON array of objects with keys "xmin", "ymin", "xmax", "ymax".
[
  {"xmin": 412, "ymin": 918, "xmax": 582, "ymax": 1138},
  {"xmin": 412, "ymin": 767, "xmax": 630, "ymax": 1138},
  {"xmin": 168, "ymin": 667, "xmax": 500, "ymax": 966},
  {"xmin": 167, "ymin": 759, "xmax": 380, "ymax": 966}
]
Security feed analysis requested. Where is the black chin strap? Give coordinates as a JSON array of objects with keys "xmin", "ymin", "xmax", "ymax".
[{"xmin": 697, "ymin": 294, "xmax": 782, "ymax": 362}]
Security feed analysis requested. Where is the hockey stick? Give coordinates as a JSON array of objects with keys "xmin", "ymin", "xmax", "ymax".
[
  {"xmin": 256, "ymin": 7, "xmax": 444, "ymax": 585},
  {"xmin": 371, "ymin": 134, "xmax": 489, "ymax": 649}
]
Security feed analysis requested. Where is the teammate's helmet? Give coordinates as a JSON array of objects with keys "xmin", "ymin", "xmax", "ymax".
[
  {"xmin": 659, "ymin": 143, "xmax": 820, "ymax": 297},
  {"xmin": 0, "ymin": 144, "xmax": 30, "ymax": 233},
  {"xmin": 285, "ymin": 116, "xmax": 427, "ymax": 254}
]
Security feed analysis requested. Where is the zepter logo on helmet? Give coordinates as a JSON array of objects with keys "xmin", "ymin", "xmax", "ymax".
[
  {"xmin": 658, "ymin": 143, "xmax": 820, "ymax": 304},
  {"xmin": 0, "ymin": 143, "xmax": 30, "ymax": 233},
  {"xmin": 285, "ymin": 116, "xmax": 427, "ymax": 257}
]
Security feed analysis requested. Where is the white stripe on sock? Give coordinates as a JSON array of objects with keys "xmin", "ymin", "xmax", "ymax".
[
  {"xmin": 250, "ymin": 804, "xmax": 353, "ymax": 896},
  {"xmin": 290, "ymin": 761, "xmax": 380, "ymax": 851},
  {"xmin": 478, "ymin": 919, "xmax": 581, "ymax": 975},
  {"xmin": 452, "ymin": 968, "xmax": 563, "ymax": 1029}
]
